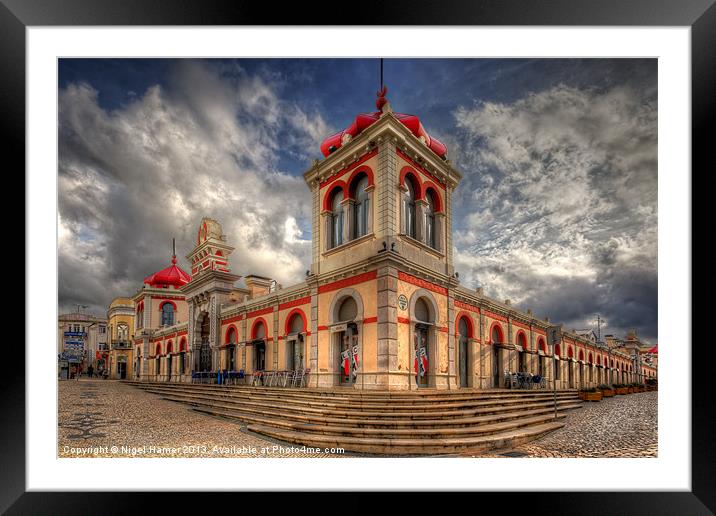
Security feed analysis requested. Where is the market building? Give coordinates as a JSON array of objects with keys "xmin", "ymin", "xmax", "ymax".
[{"xmin": 118, "ymin": 89, "xmax": 657, "ymax": 390}]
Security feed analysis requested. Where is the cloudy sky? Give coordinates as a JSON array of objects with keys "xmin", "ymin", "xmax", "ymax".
[{"xmin": 58, "ymin": 58, "xmax": 657, "ymax": 343}]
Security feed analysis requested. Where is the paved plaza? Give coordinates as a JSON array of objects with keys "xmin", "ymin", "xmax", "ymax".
[
  {"xmin": 58, "ymin": 379, "xmax": 349, "ymax": 458},
  {"xmin": 470, "ymin": 391, "xmax": 658, "ymax": 458},
  {"xmin": 59, "ymin": 379, "xmax": 657, "ymax": 459}
]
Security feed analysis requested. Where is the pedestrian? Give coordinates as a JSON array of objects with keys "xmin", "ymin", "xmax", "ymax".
[{"xmin": 88, "ymin": 365, "xmax": 94, "ymax": 379}]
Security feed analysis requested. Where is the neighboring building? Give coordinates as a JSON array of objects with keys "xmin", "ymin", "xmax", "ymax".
[
  {"xmin": 604, "ymin": 331, "xmax": 658, "ymax": 384},
  {"xmin": 575, "ymin": 329, "xmax": 598, "ymax": 343},
  {"xmin": 644, "ymin": 344, "xmax": 658, "ymax": 370},
  {"xmin": 57, "ymin": 312, "xmax": 107, "ymax": 378},
  {"xmin": 114, "ymin": 89, "xmax": 655, "ymax": 389},
  {"xmin": 106, "ymin": 297, "xmax": 135, "ymax": 379}
]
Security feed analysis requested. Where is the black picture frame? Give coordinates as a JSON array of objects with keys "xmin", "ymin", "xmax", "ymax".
[{"xmin": 5, "ymin": 0, "xmax": 710, "ymax": 512}]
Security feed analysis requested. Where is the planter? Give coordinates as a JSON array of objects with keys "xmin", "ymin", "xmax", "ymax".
[
  {"xmin": 601, "ymin": 389, "xmax": 615, "ymax": 397},
  {"xmin": 616, "ymin": 387, "xmax": 628, "ymax": 395},
  {"xmin": 627, "ymin": 387, "xmax": 635, "ymax": 394},
  {"xmin": 581, "ymin": 391, "xmax": 602, "ymax": 402}
]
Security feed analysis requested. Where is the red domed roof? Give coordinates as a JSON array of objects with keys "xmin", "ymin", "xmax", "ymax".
[
  {"xmin": 144, "ymin": 256, "xmax": 191, "ymax": 288},
  {"xmin": 320, "ymin": 87, "xmax": 448, "ymax": 159}
]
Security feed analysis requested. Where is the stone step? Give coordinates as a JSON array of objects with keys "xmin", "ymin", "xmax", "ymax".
[
  {"xmin": 146, "ymin": 388, "xmax": 580, "ymax": 419},
  {"xmin": 190, "ymin": 400, "xmax": 576, "ymax": 433},
  {"xmin": 126, "ymin": 381, "xmax": 575, "ymax": 402},
  {"xmin": 137, "ymin": 385, "xmax": 578, "ymax": 411},
  {"xmin": 127, "ymin": 381, "xmax": 575, "ymax": 455},
  {"xmin": 244, "ymin": 421, "xmax": 566, "ymax": 455},
  {"xmin": 134, "ymin": 384, "xmax": 578, "ymax": 412},
  {"xmin": 160, "ymin": 391, "xmax": 579, "ymax": 426}
]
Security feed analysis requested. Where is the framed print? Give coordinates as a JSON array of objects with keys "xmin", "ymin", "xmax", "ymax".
[{"xmin": 5, "ymin": 0, "xmax": 712, "ymax": 512}]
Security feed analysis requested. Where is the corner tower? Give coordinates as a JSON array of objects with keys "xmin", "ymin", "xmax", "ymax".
[
  {"xmin": 304, "ymin": 88, "xmax": 463, "ymax": 390},
  {"xmin": 305, "ymin": 87, "xmax": 462, "ymax": 279}
]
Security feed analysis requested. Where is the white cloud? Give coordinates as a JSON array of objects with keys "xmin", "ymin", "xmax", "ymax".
[
  {"xmin": 452, "ymin": 84, "xmax": 657, "ymax": 339},
  {"xmin": 58, "ymin": 61, "xmax": 333, "ymax": 316}
]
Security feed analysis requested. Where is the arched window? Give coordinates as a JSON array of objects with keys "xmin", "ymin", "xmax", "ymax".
[
  {"xmin": 117, "ymin": 323, "xmax": 128, "ymax": 340},
  {"xmin": 338, "ymin": 297, "xmax": 358, "ymax": 322},
  {"xmin": 425, "ymin": 189, "xmax": 437, "ymax": 249},
  {"xmin": 353, "ymin": 175, "xmax": 370, "ymax": 239},
  {"xmin": 288, "ymin": 313, "xmax": 305, "ymax": 334},
  {"xmin": 403, "ymin": 177, "xmax": 417, "ymax": 239},
  {"xmin": 252, "ymin": 320, "xmax": 266, "ymax": 340},
  {"xmin": 136, "ymin": 302, "xmax": 144, "ymax": 329},
  {"xmin": 491, "ymin": 325, "xmax": 503, "ymax": 345},
  {"xmin": 517, "ymin": 332, "xmax": 528, "ymax": 372},
  {"xmin": 161, "ymin": 303, "xmax": 175, "ymax": 326},
  {"xmin": 458, "ymin": 317, "xmax": 470, "ymax": 340},
  {"xmin": 415, "ymin": 298, "xmax": 431, "ymax": 323},
  {"xmin": 330, "ymin": 188, "xmax": 344, "ymax": 248}
]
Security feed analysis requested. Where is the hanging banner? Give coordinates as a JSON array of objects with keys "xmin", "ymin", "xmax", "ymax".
[
  {"xmin": 341, "ymin": 349, "xmax": 350, "ymax": 376},
  {"xmin": 413, "ymin": 348, "xmax": 428, "ymax": 377},
  {"xmin": 351, "ymin": 345, "xmax": 359, "ymax": 380},
  {"xmin": 419, "ymin": 346, "xmax": 428, "ymax": 377}
]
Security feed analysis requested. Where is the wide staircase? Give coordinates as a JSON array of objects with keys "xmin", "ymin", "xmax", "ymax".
[{"xmin": 125, "ymin": 381, "xmax": 582, "ymax": 455}]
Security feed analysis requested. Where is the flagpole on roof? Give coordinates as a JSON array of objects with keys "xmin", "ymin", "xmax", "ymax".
[{"xmin": 380, "ymin": 58, "xmax": 383, "ymax": 90}]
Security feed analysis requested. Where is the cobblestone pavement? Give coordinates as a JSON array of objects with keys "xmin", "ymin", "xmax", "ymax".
[
  {"xmin": 58, "ymin": 379, "xmax": 350, "ymax": 458},
  {"xmin": 468, "ymin": 391, "xmax": 658, "ymax": 458},
  {"xmin": 59, "ymin": 380, "xmax": 657, "ymax": 459}
]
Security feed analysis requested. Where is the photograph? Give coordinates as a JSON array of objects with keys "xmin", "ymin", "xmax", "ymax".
[{"xmin": 56, "ymin": 57, "xmax": 659, "ymax": 459}]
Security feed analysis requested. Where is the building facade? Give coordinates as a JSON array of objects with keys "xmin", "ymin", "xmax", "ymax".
[
  {"xmin": 57, "ymin": 312, "xmax": 107, "ymax": 378},
  {"xmin": 118, "ymin": 92, "xmax": 656, "ymax": 390},
  {"xmin": 106, "ymin": 297, "xmax": 135, "ymax": 379}
]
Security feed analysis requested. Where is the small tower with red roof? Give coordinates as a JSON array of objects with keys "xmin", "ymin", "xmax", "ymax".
[{"xmin": 131, "ymin": 242, "xmax": 192, "ymax": 375}]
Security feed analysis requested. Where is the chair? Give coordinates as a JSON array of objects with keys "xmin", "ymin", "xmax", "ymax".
[
  {"xmin": 532, "ymin": 374, "xmax": 542, "ymax": 390},
  {"xmin": 292, "ymin": 369, "xmax": 305, "ymax": 388},
  {"xmin": 505, "ymin": 372, "xmax": 518, "ymax": 389},
  {"xmin": 520, "ymin": 373, "xmax": 533, "ymax": 389},
  {"xmin": 283, "ymin": 370, "xmax": 295, "ymax": 387},
  {"xmin": 264, "ymin": 371, "xmax": 274, "ymax": 387}
]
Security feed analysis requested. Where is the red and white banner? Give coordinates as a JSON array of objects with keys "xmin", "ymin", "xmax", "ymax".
[
  {"xmin": 419, "ymin": 347, "xmax": 428, "ymax": 377},
  {"xmin": 351, "ymin": 345, "xmax": 359, "ymax": 369},
  {"xmin": 341, "ymin": 349, "xmax": 350, "ymax": 377},
  {"xmin": 414, "ymin": 347, "xmax": 428, "ymax": 377}
]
